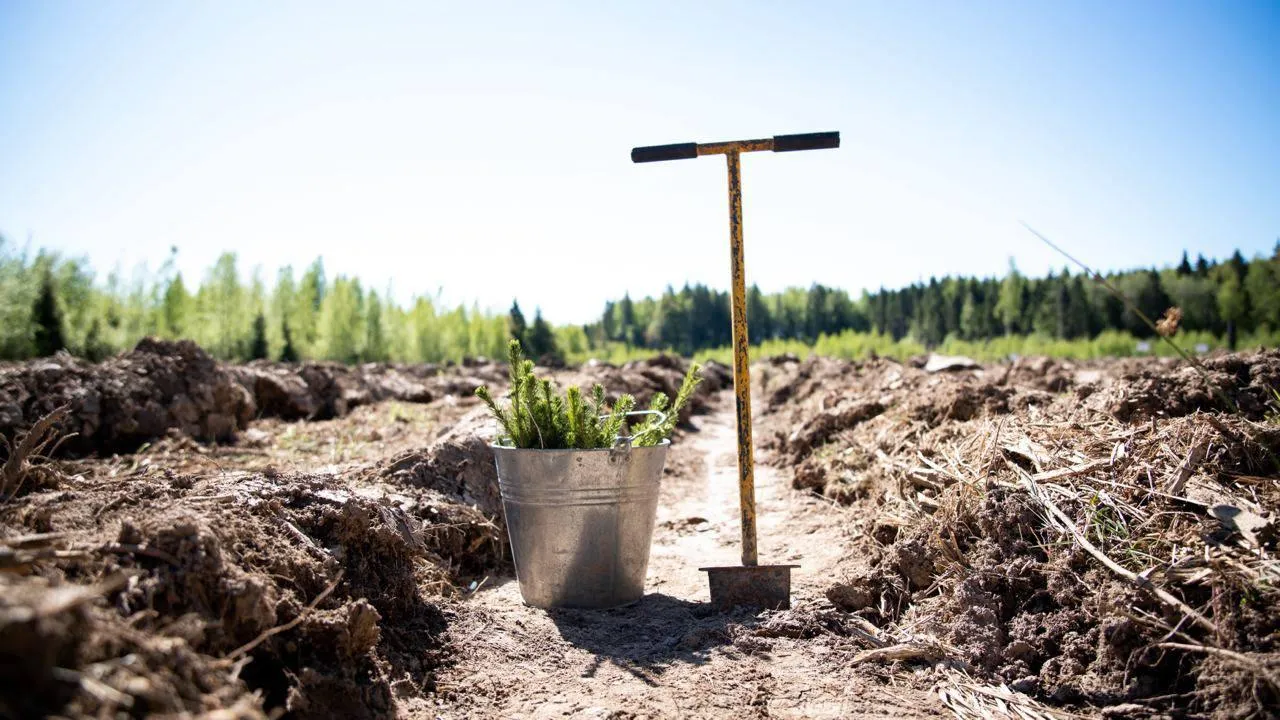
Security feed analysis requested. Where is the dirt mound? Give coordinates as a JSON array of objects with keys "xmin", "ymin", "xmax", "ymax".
[
  {"xmin": 762, "ymin": 352, "xmax": 1280, "ymax": 716},
  {"xmin": 0, "ymin": 340, "xmax": 507, "ymax": 462},
  {"xmin": 1089, "ymin": 349, "xmax": 1280, "ymax": 421},
  {"xmin": 564, "ymin": 355, "xmax": 732, "ymax": 421},
  {"xmin": 369, "ymin": 407, "xmax": 506, "ymax": 520},
  {"xmin": 229, "ymin": 361, "xmax": 434, "ymax": 421},
  {"xmin": 0, "ymin": 432, "xmax": 505, "ymax": 717},
  {"xmin": 0, "ymin": 338, "xmax": 255, "ymax": 459}
]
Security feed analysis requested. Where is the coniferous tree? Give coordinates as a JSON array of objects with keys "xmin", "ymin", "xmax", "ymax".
[
  {"xmin": 601, "ymin": 300, "xmax": 617, "ymax": 341},
  {"xmin": 280, "ymin": 320, "xmax": 300, "ymax": 362},
  {"xmin": 32, "ymin": 270, "xmax": 66, "ymax": 357},
  {"xmin": 1229, "ymin": 250, "xmax": 1248, "ymax": 280},
  {"xmin": 509, "ymin": 300, "xmax": 528, "ymax": 345},
  {"xmin": 82, "ymin": 318, "xmax": 111, "ymax": 362},
  {"xmin": 912, "ymin": 278, "xmax": 945, "ymax": 346},
  {"xmin": 747, "ymin": 284, "xmax": 773, "ymax": 341},
  {"xmin": 1064, "ymin": 275, "xmax": 1095, "ymax": 338},
  {"xmin": 1124, "ymin": 270, "xmax": 1172, "ymax": 338},
  {"xmin": 617, "ymin": 293, "xmax": 637, "ymax": 345},
  {"xmin": 526, "ymin": 309, "xmax": 559, "ymax": 362},
  {"xmin": 249, "ymin": 312, "xmax": 269, "ymax": 360},
  {"xmin": 1176, "ymin": 251, "xmax": 1193, "ymax": 276},
  {"xmin": 804, "ymin": 284, "xmax": 829, "ymax": 342}
]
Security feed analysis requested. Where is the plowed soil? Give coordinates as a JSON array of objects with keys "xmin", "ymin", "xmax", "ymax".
[{"xmin": 2, "ymin": 340, "xmax": 1277, "ymax": 719}]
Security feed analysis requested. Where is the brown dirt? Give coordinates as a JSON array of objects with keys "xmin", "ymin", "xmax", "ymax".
[
  {"xmin": 0, "ymin": 339, "xmax": 255, "ymax": 459},
  {"xmin": 760, "ymin": 349, "xmax": 1280, "ymax": 718},
  {"xmin": 0, "ymin": 338, "xmax": 509, "ymax": 462},
  {"xmin": 3, "ymin": 345, "xmax": 1277, "ymax": 719},
  {"xmin": 427, "ymin": 407, "xmax": 942, "ymax": 719}
]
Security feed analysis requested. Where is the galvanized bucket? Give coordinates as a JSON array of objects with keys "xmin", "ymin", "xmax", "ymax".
[{"xmin": 492, "ymin": 420, "xmax": 669, "ymax": 609}]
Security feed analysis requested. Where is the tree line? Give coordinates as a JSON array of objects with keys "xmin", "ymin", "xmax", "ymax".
[
  {"xmin": 3, "ymin": 234, "xmax": 1277, "ymax": 365},
  {"xmin": 0, "ymin": 241, "xmax": 515, "ymax": 364},
  {"xmin": 587, "ymin": 246, "xmax": 1280, "ymax": 355}
]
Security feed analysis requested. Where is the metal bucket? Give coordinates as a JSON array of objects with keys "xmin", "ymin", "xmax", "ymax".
[{"xmin": 492, "ymin": 441, "xmax": 669, "ymax": 609}]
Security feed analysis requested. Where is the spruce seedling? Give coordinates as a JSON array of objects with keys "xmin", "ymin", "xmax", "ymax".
[
  {"xmin": 629, "ymin": 364, "xmax": 704, "ymax": 447},
  {"xmin": 477, "ymin": 339, "xmax": 702, "ymax": 449}
]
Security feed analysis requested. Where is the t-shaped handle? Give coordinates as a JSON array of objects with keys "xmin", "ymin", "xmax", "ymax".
[{"xmin": 630, "ymin": 131, "xmax": 839, "ymax": 163}]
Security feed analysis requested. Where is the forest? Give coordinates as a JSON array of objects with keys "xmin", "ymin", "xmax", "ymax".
[
  {"xmin": 2, "ymin": 235, "xmax": 1277, "ymax": 365},
  {"xmin": 594, "ymin": 246, "xmax": 1280, "ymax": 357}
]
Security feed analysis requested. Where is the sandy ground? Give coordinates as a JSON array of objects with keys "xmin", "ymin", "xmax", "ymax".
[{"xmin": 427, "ymin": 396, "xmax": 944, "ymax": 719}]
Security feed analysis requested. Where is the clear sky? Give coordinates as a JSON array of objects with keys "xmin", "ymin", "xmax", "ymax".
[{"xmin": 1, "ymin": 1, "xmax": 1277, "ymax": 323}]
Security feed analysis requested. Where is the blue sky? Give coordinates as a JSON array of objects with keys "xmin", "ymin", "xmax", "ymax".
[{"xmin": 1, "ymin": 0, "xmax": 1276, "ymax": 323}]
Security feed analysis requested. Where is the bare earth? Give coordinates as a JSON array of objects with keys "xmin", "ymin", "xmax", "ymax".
[
  {"xmin": 427, "ymin": 399, "xmax": 943, "ymax": 719},
  {"xmin": 3, "ymin": 342, "xmax": 1277, "ymax": 719}
]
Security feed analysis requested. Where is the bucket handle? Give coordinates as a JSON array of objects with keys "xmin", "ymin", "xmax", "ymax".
[{"xmin": 602, "ymin": 409, "xmax": 668, "ymax": 448}]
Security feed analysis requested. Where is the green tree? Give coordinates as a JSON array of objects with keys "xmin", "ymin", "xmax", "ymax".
[
  {"xmin": 601, "ymin": 300, "xmax": 617, "ymax": 341},
  {"xmin": 912, "ymin": 278, "xmax": 945, "ymax": 346},
  {"xmin": 958, "ymin": 286, "xmax": 981, "ymax": 340},
  {"xmin": 995, "ymin": 262, "xmax": 1025, "ymax": 335},
  {"xmin": 249, "ymin": 312, "xmax": 269, "ymax": 360},
  {"xmin": 280, "ymin": 319, "xmax": 300, "ymax": 362},
  {"xmin": 82, "ymin": 318, "xmax": 111, "ymax": 362},
  {"xmin": 317, "ymin": 276, "xmax": 365, "ymax": 363},
  {"xmin": 199, "ymin": 253, "xmax": 249, "ymax": 359},
  {"xmin": 32, "ymin": 270, "xmax": 66, "ymax": 356},
  {"xmin": 617, "ymin": 293, "xmax": 637, "ymax": 345},
  {"xmin": 295, "ymin": 258, "xmax": 325, "ymax": 356},
  {"xmin": 1064, "ymin": 275, "xmax": 1096, "ymax": 338},
  {"xmin": 363, "ymin": 290, "xmax": 389, "ymax": 362},
  {"xmin": 509, "ymin": 300, "xmax": 528, "ymax": 345},
  {"xmin": 161, "ymin": 273, "xmax": 191, "ymax": 337},
  {"xmin": 804, "ymin": 284, "xmax": 829, "ymax": 342},
  {"xmin": 526, "ymin": 309, "xmax": 559, "ymax": 362},
  {"xmin": 1165, "ymin": 273, "xmax": 1220, "ymax": 334},
  {"xmin": 1244, "ymin": 256, "xmax": 1280, "ymax": 330},
  {"xmin": 1176, "ymin": 251, "xmax": 1192, "ymax": 276},
  {"xmin": 1217, "ymin": 268, "xmax": 1247, "ymax": 349}
]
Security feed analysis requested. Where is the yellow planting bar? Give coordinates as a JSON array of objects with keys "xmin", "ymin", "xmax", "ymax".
[{"xmin": 631, "ymin": 131, "xmax": 839, "ymax": 567}]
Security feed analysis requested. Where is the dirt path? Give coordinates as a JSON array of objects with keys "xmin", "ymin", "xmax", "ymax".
[{"xmin": 426, "ymin": 394, "xmax": 945, "ymax": 719}]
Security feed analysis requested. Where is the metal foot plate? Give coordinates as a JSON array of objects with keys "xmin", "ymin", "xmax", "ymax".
[{"xmin": 699, "ymin": 564, "xmax": 800, "ymax": 610}]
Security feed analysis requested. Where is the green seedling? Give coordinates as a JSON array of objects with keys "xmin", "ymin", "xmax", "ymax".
[{"xmin": 477, "ymin": 339, "xmax": 702, "ymax": 449}]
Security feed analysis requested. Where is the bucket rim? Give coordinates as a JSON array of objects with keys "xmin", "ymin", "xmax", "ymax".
[{"xmin": 490, "ymin": 439, "xmax": 671, "ymax": 453}]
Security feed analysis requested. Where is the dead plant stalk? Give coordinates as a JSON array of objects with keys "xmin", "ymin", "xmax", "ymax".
[
  {"xmin": 1, "ymin": 405, "xmax": 71, "ymax": 499},
  {"xmin": 1021, "ymin": 475, "xmax": 1219, "ymax": 635}
]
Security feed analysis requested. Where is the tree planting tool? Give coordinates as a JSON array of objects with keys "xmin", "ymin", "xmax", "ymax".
[{"xmin": 630, "ymin": 131, "xmax": 840, "ymax": 609}]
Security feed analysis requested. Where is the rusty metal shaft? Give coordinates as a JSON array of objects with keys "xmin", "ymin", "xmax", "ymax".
[{"xmin": 725, "ymin": 150, "xmax": 757, "ymax": 567}]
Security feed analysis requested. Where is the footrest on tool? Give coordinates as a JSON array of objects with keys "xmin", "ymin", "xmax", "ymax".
[{"xmin": 699, "ymin": 564, "xmax": 801, "ymax": 610}]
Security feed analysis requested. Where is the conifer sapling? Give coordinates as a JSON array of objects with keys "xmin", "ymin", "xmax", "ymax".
[{"xmin": 477, "ymin": 339, "xmax": 702, "ymax": 449}]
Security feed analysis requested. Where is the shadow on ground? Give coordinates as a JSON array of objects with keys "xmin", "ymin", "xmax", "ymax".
[{"xmin": 546, "ymin": 592, "xmax": 766, "ymax": 685}]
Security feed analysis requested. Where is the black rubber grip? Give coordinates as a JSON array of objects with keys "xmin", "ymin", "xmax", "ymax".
[
  {"xmin": 772, "ymin": 131, "xmax": 840, "ymax": 152},
  {"xmin": 631, "ymin": 142, "xmax": 698, "ymax": 163}
]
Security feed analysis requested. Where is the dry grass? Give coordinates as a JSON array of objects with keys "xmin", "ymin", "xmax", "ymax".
[{"xmin": 763, "ymin": 350, "xmax": 1280, "ymax": 715}]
